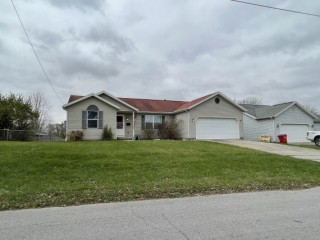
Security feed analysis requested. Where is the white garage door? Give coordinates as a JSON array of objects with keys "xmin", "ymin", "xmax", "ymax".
[
  {"xmin": 280, "ymin": 124, "xmax": 309, "ymax": 143},
  {"xmin": 196, "ymin": 118, "xmax": 239, "ymax": 140}
]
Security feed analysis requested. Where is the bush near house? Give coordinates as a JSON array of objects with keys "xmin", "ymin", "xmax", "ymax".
[
  {"xmin": 159, "ymin": 119, "xmax": 183, "ymax": 139},
  {"xmin": 102, "ymin": 125, "xmax": 113, "ymax": 140},
  {"xmin": 67, "ymin": 130, "xmax": 83, "ymax": 141},
  {"xmin": 143, "ymin": 129, "xmax": 156, "ymax": 140}
]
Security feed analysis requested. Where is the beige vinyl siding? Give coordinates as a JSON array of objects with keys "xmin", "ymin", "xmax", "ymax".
[
  {"xmin": 243, "ymin": 114, "xmax": 274, "ymax": 141},
  {"xmin": 121, "ymin": 113, "xmax": 139, "ymax": 139},
  {"xmin": 99, "ymin": 94, "xmax": 133, "ymax": 112},
  {"xmin": 123, "ymin": 113, "xmax": 132, "ymax": 139},
  {"xmin": 274, "ymin": 106, "xmax": 313, "ymax": 138},
  {"xmin": 134, "ymin": 114, "xmax": 142, "ymax": 137},
  {"xmin": 174, "ymin": 112, "xmax": 189, "ymax": 139},
  {"xmin": 66, "ymin": 97, "xmax": 117, "ymax": 140},
  {"xmin": 164, "ymin": 115, "xmax": 174, "ymax": 122},
  {"xmin": 174, "ymin": 97, "xmax": 244, "ymax": 139}
]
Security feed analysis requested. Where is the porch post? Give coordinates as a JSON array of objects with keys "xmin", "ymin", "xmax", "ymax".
[
  {"xmin": 187, "ymin": 110, "xmax": 190, "ymax": 139},
  {"xmin": 132, "ymin": 111, "xmax": 135, "ymax": 140}
]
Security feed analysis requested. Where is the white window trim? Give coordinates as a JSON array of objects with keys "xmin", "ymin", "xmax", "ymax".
[
  {"xmin": 87, "ymin": 110, "xmax": 99, "ymax": 128},
  {"xmin": 145, "ymin": 115, "xmax": 162, "ymax": 129}
]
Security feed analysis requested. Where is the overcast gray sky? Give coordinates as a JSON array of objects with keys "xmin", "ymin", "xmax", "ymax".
[{"xmin": 1, "ymin": 0, "xmax": 320, "ymax": 123}]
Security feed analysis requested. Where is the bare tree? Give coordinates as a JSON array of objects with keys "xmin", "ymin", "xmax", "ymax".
[
  {"xmin": 237, "ymin": 97, "xmax": 262, "ymax": 105},
  {"xmin": 47, "ymin": 121, "xmax": 66, "ymax": 138},
  {"xmin": 304, "ymin": 104, "xmax": 319, "ymax": 116},
  {"xmin": 29, "ymin": 91, "xmax": 51, "ymax": 131}
]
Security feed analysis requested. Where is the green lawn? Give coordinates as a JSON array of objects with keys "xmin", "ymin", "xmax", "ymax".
[{"xmin": 1, "ymin": 141, "xmax": 320, "ymax": 210}]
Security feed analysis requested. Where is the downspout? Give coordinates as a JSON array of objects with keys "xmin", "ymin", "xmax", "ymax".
[{"xmin": 132, "ymin": 111, "xmax": 135, "ymax": 140}]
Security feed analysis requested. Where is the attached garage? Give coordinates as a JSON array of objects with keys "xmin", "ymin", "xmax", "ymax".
[
  {"xmin": 196, "ymin": 118, "xmax": 239, "ymax": 140},
  {"xmin": 280, "ymin": 124, "xmax": 309, "ymax": 143}
]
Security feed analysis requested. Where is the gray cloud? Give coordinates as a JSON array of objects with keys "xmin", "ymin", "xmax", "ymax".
[
  {"xmin": 1, "ymin": 0, "xmax": 320, "ymax": 122},
  {"xmin": 47, "ymin": 0, "xmax": 105, "ymax": 11},
  {"xmin": 57, "ymin": 54, "xmax": 119, "ymax": 79},
  {"xmin": 32, "ymin": 30, "xmax": 64, "ymax": 49},
  {"xmin": 85, "ymin": 25, "xmax": 136, "ymax": 55}
]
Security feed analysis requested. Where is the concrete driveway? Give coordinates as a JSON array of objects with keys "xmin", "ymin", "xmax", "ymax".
[{"xmin": 215, "ymin": 140, "xmax": 320, "ymax": 162}]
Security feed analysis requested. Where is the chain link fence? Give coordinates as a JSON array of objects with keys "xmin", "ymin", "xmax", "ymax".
[{"xmin": 0, "ymin": 129, "xmax": 64, "ymax": 142}]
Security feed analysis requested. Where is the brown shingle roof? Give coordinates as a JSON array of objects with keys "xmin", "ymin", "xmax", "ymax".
[
  {"xmin": 119, "ymin": 98, "xmax": 187, "ymax": 112},
  {"xmin": 68, "ymin": 95, "xmax": 83, "ymax": 103},
  {"xmin": 174, "ymin": 94, "xmax": 214, "ymax": 111},
  {"xmin": 67, "ymin": 93, "xmax": 215, "ymax": 112}
]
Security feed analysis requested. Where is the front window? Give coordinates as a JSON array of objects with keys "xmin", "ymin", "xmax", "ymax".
[
  {"xmin": 145, "ymin": 115, "xmax": 163, "ymax": 129},
  {"xmin": 87, "ymin": 105, "xmax": 99, "ymax": 128}
]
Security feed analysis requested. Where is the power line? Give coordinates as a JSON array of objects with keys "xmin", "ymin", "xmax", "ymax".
[
  {"xmin": 230, "ymin": 0, "xmax": 320, "ymax": 18},
  {"xmin": 10, "ymin": 0, "xmax": 63, "ymax": 104}
]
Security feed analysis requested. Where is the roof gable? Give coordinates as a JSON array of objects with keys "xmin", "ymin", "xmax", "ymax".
[
  {"xmin": 97, "ymin": 91, "xmax": 139, "ymax": 111},
  {"xmin": 241, "ymin": 102, "xmax": 318, "ymax": 120},
  {"xmin": 63, "ymin": 94, "xmax": 120, "ymax": 110},
  {"xmin": 174, "ymin": 92, "xmax": 246, "ymax": 113}
]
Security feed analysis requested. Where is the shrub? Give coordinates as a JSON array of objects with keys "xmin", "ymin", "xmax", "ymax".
[
  {"xmin": 159, "ymin": 119, "xmax": 183, "ymax": 139},
  {"xmin": 102, "ymin": 125, "xmax": 114, "ymax": 140},
  {"xmin": 143, "ymin": 129, "xmax": 156, "ymax": 140},
  {"xmin": 67, "ymin": 130, "xmax": 83, "ymax": 141}
]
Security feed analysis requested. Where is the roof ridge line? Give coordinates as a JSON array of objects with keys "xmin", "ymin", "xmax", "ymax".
[{"xmin": 118, "ymin": 97, "xmax": 188, "ymax": 102}]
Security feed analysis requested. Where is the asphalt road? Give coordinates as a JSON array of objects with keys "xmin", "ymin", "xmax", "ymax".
[{"xmin": 1, "ymin": 187, "xmax": 320, "ymax": 240}]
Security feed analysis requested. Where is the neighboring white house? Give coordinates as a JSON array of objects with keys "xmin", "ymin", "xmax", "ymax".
[
  {"xmin": 314, "ymin": 119, "xmax": 320, "ymax": 131},
  {"xmin": 63, "ymin": 91, "xmax": 246, "ymax": 140},
  {"xmin": 241, "ymin": 102, "xmax": 318, "ymax": 143}
]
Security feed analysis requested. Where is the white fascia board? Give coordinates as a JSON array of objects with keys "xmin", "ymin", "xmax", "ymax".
[
  {"xmin": 275, "ymin": 102, "xmax": 318, "ymax": 119},
  {"xmin": 295, "ymin": 102, "xmax": 319, "ymax": 119},
  {"xmin": 244, "ymin": 112, "xmax": 257, "ymax": 120},
  {"xmin": 274, "ymin": 102, "xmax": 296, "ymax": 118}
]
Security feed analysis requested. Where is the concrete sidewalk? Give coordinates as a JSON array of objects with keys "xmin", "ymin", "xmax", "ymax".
[{"xmin": 215, "ymin": 140, "xmax": 320, "ymax": 162}]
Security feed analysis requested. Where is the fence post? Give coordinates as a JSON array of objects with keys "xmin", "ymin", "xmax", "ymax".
[{"xmin": 6, "ymin": 129, "xmax": 9, "ymax": 141}]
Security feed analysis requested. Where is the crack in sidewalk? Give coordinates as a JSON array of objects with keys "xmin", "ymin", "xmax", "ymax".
[
  {"xmin": 131, "ymin": 209, "xmax": 168, "ymax": 234},
  {"xmin": 162, "ymin": 213, "xmax": 190, "ymax": 240}
]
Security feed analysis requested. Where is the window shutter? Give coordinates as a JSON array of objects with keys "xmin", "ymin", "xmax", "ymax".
[
  {"xmin": 98, "ymin": 111, "xmax": 103, "ymax": 129},
  {"xmin": 82, "ymin": 111, "xmax": 87, "ymax": 129},
  {"xmin": 141, "ymin": 115, "xmax": 145, "ymax": 130},
  {"xmin": 162, "ymin": 116, "xmax": 165, "ymax": 124}
]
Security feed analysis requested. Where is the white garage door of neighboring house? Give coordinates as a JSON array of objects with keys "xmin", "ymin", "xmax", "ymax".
[
  {"xmin": 280, "ymin": 124, "xmax": 309, "ymax": 143},
  {"xmin": 196, "ymin": 118, "xmax": 239, "ymax": 140}
]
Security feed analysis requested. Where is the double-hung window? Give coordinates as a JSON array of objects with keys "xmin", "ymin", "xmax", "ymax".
[
  {"xmin": 82, "ymin": 105, "xmax": 103, "ymax": 129},
  {"xmin": 143, "ymin": 115, "xmax": 164, "ymax": 129},
  {"xmin": 87, "ymin": 105, "xmax": 99, "ymax": 128}
]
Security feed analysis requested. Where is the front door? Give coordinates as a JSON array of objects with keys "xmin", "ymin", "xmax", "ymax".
[{"xmin": 117, "ymin": 115, "xmax": 125, "ymax": 137}]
